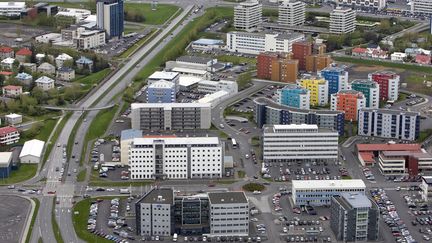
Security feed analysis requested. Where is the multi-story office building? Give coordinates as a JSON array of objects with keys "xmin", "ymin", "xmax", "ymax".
[
  {"xmin": 421, "ymin": 176, "xmax": 432, "ymax": 202},
  {"xmin": 146, "ymin": 80, "xmax": 176, "ymax": 103},
  {"xmin": 256, "ymin": 52, "xmax": 298, "ymax": 83},
  {"xmin": 330, "ymin": 193, "xmax": 379, "ymax": 242},
  {"xmin": 292, "ymin": 41, "xmax": 312, "ymax": 71},
  {"xmin": 276, "ymin": 85, "xmax": 310, "ymax": 109},
  {"xmin": 234, "ymin": 0, "xmax": 262, "ymax": 32},
  {"xmin": 174, "ymin": 195, "xmax": 210, "ymax": 235},
  {"xmin": 305, "ymin": 54, "xmax": 332, "ymax": 72},
  {"xmin": 226, "ymin": 31, "xmax": 304, "ymax": 55},
  {"xmin": 318, "ymin": 65, "xmax": 349, "ymax": 97},
  {"xmin": 331, "ymin": 90, "xmax": 365, "ymax": 121},
  {"xmin": 128, "ymin": 137, "xmax": 223, "ymax": 179},
  {"xmin": 254, "ymin": 97, "xmax": 345, "ymax": 135},
  {"xmin": 330, "ymin": 7, "xmax": 356, "ymax": 34},
  {"xmin": 148, "ymin": 71, "xmax": 180, "ymax": 93},
  {"xmin": 351, "ymin": 80, "xmax": 380, "ymax": 109},
  {"xmin": 327, "ymin": 0, "xmax": 386, "ymax": 10},
  {"xmin": 73, "ymin": 29, "xmax": 106, "ymax": 49},
  {"xmin": 263, "ymin": 124, "xmax": 339, "ymax": 162},
  {"xmin": 292, "ymin": 179, "xmax": 366, "ymax": 206},
  {"xmin": 278, "ymin": 0, "xmax": 305, "ymax": 27},
  {"xmin": 136, "ymin": 188, "xmax": 174, "ymax": 237},
  {"xmin": 411, "ymin": 0, "xmax": 432, "ymax": 15},
  {"xmin": 136, "ymin": 189, "xmax": 248, "ymax": 237},
  {"xmin": 208, "ymin": 192, "xmax": 249, "ymax": 237},
  {"xmin": 299, "ymin": 78, "xmax": 329, "ymax": 106},
  {"xmin": 130, "ymin": 103, "xmax": 211, "ymax": 130},
  {"xmin": 0, "ymin": 2, "xmax": 25, "ymax": 17},
  {"xmin": 358, "ymin": 109, "xmax": 420, "ymax": 141},
  {"xmin": 96, "ymin": 0, "xmax": 124, "ymax": 38},
  {"xmin": 197, "ymin": 80, "xmax": 238, "ymax": 94},
  {"xmin": 368, "ymin": 71, "xmax": 400, "ymax": 101},
  {"xmin": 378, "ymin": 150, "xmax": 432, "ymax": 175}
]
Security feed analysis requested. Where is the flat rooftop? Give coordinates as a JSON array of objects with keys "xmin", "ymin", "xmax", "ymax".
[
  {"xmin": 336, "ymin": 192, "xmax": 372, "ymax": 209},
  {"xmin": 208, "ymin": 191, "xmax": 248, "ymax": 204},
  {"xmin": 292, "ymin": 179, "xmax": 366, "ymax": 190},
  {"xmin": 131, "ymin": 102, "xmax": 211, "ymax": 109},
  {"xmin": 254, "ymin": 97, "xmax": 343, "ymax": 115},
  {"xmin": 138, "ymin": 188, "xmax": 174, "ymax": 204},
  {"xmin": 133, "ymin": 137, "xmax": 220, "ymax": 146},
  {"xmin": 357, "ymin": 143, "xmax": 422, "ymax": 152}
]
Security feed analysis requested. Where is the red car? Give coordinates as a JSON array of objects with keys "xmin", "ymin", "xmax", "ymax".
[{"xmin": 47, "ymin": 191, "xmax": 56, "ymax": 195}]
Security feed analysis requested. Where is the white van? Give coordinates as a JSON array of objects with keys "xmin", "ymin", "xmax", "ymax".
[{"xmin": 173, "ymin": 233, "xmax": 178, "ymax": 242}]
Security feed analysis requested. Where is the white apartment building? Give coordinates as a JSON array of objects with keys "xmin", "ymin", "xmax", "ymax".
[
  {"xmin": 55, "ymin": 53, "xmax": 73, "ymax": 68},
  {"xmin": 35, "ymin": 76, "xmax": 55, "ymax": 91},
  {"xmin": 278, "ymin": 0, "xmax": 305, "ymax": 26},
  {"xmin": 411, "ymin": 0, "xmax": 432, "ymax": 15},
  {"xmin": 390, "ymin": 52, "xmax": 407, "ymax": 62},
  {"xmin": 292, "ymin": 179, "xmax": 366, "ymax": 206},
  {"xmin": 358, "ymin": 109, "xmax": 420, "ymax": 141},
  {"xmin": 197, "ymin": 80, "xmax": 238, "ymax": 94},
  {"xmin": 0, "ymin": 2, "xmax": 25, "ymax": 17},
  {"xmin": 263, "ymin": 124, "xmax": 339, "ymax": 162},
  {"xmin": 130, "ymin": 103, "xmax": 211, "ymax": 130},
  {"xmin": 327, "ymin": 0, "xmax": 386, "ymax": 10},
  {"xmin": 421, "ymin": 176, "xmax": 432, "ymax": 202},
  {"xmin": 128, "ymin": 137, "xmax": 224, "ymax": 180},
  {"xmin": 74, "ymin": 29, "xmax": 106, "ymax": 49},
  {"xmin": 226, "ymin": 31, "xmax": 304, "ymax": 55},
  {"xmin": 136, "ymin": 188, "xmax": 174, "ymax": 236},
  {"xmin": 330, "ymin": 7, "xmax": 356, "ymax": 34},
  {"xmin": 209, "ymin": 192, "xmax": 249, "ymax": 237},
  {"xmin": 234, "ymin": 0, "xmax": 262, "ymax": 32}
]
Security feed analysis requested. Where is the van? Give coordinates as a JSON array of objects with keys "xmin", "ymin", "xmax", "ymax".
[{"xmin": 173, "ymin": 233, "xmax": 178, "ymax": 242}]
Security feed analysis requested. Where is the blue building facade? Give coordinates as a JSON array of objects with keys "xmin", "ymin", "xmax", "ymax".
[
  {"xmin": 277, "ymin": 85, "xmax": 310, "ymax": 109},
  {"xmin": 254, "ymin": 97, "xmax": 345, "ymax": 135},
  {"xmin": 147, "ymin": 80, "xmax": 176, "ymax": 103},
  {"xmin": 318, "ymin": 66, "xmax": 349, "ymax": 97},
  {"xmin": 96, "ymin": 0, "xmax": 124, "ymax": 38}
]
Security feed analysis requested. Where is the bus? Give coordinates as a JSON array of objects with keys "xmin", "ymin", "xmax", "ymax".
[{"xmin": 232, "ymin": 139, "xmax": 237, "ymax": 148}]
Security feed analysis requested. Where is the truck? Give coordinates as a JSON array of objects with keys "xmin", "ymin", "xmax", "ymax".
[{"xmin": 119, "ymin": 188, "xmax": 130, "ymax": 194}]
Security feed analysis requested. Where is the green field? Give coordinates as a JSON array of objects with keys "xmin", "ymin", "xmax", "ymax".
[
  {"xmin": 0, "ymin": 164, "xmax": 37, "ymax": 185},
  {"xmin": 124, "ymin": 3, "xmax": 180, "ymax": 25},
  {"xmin": 25, "ymin": 198, "xmax": 40, "ymax": 243},
  {"xmin": 217, "ymin": 55, "xmax": 257, "ymax": 66},
  {"xmin": 75, "ymin": 69, "xmax": 111, "ymax": 91},
  {"xmin": 35, "ymin": 119, "xmax": 57, "ymax": 141},
  {"xmin": 76, "ymin": 169, "xmax": 87, "ymax": 182}
]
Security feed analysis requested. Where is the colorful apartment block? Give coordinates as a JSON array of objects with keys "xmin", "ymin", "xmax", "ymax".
[
  {"xmin": 276, "ymin": 85, "xmax": 310, "ymax": 109},
  {"xmin": 318, "ymin": 65, "xmax": 349, "ymax": 97},
  {"xmin": 331, "ymin": 90, "xmax": 365, "ymax": 121},
  {"xmin": 368, "ymin": 71, "xmax": 400, "ymax": 101},
  {"xmin": 257, "ymin": 52, "xmax": 298, "ymax": 83},
  {"xmin": 299, "ymin": 78, "xmax": 328, "ymax": 106},
  {"xmin": 351, "ymin": 79, "xmax": 380, "ymax": 109},
  {"xmin": 292, "ymin": 41, "xmax": 312, "ymax": 71},
  {"xmin": 305, "ymin": 54, "xmax": 332, "ymax": 72}
]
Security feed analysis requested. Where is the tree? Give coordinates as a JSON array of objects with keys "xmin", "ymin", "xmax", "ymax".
[
  {"xmin": 63, "ymin": 84, "xmax": 82, "ymax": 101},
  {"xmin": 0, "ymin": 75, "xmax": 4, "ymax": 87},
  {"xmin": 32, "ymin": 87, "xmax": 49, "ymax": 104}
]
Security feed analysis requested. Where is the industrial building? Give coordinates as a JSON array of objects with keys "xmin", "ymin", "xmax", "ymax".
[
  {"xmin": 128, "ymin": 136, "xmax": 224, "ymax": 179},
  {"xmin": 292, "ymin": 179, "xmax": 366, "ymax": 206},
  {"xmin": 330, "ymin": 193, "xmax": 379, "ymax": 242},
  {"xmin": 254, "ymin": 97, "xmax": 345, "ymax": 135},
  {"xmin": 358, "ymin": 109, "xmax": 420, "ymax": 141},
  {"xmin": 130, "ymin": 103, "xmax": 211, "ymax": 130},
  {"xmin": 19, "ymin": 139, "xmax": 45, "ymax": 164},
  {"xmin": 263, "ymin": 124, "xmax": 339, "ymax": 162},
  {"xmin": 0, "ymin": 152, "xmax": 12, "ymax": 178}
]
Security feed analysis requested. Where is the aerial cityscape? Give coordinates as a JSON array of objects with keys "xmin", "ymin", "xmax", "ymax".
[{"xmin": 0, "ymin": 0, "xmax": 431, "ymax": 242}]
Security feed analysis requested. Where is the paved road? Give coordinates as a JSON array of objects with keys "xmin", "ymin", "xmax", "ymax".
[{"xmin": 28, "ymin": 5, "xmax": 195, "ymax": 243}]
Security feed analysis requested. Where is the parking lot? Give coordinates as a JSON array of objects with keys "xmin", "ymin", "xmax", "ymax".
[
  {"xmin": 0, "ymin": 23, "xmax": 49, "ymax": 46},
  {"xmin": 0, "ymin": 195, "xmax": 31, "ymax": 243},
  {"xmin": 97, "ymin": 28, "xmax": 152, "ymax": 57}
]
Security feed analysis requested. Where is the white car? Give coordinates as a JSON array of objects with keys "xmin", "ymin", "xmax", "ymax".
[
  {"xmin": 282, "ymin": 227, "xmax": 288, "ymax": 233},
  {"xmin": 253, "ymin": 190, "xmax": 261, "ymax": 195},
  {"xmin": 106, "ymin": 188, "xmax": 115, "ymax": 192}
]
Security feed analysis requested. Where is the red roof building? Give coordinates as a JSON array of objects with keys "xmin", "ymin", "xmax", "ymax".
[
  {"xmin": 0, "ymin": 46, "xmax": 14, "ymax": 60},
  {"xmin": 352, "ymin": 47, "xmax": 367, "ymax": 57},
  {"xmin": 15, "ymin": 48, "xmax": 32, "ymax": 63},
  {"xmin": 2, "ymin": 85, "xmax": 23, "ymax": 97},
  {"xmin": 356, "ymin": 143, "xmax": 422, "ymax": 152},
  {"xmin": 0, "ymin": 126, "xmax": 20, "ymax": 145},
  {"xmin": 415, "ymin": 54, "xmax": 431, "ymax": 65}
]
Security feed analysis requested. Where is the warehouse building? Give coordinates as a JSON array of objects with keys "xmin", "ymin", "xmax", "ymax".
[
  {"xmin": 0, "ymin": 152, "xmax": 12, "ymax": 178},
  {"xmin": 19, "ymin": 139, "xmax": 45, "ymax": 163}
]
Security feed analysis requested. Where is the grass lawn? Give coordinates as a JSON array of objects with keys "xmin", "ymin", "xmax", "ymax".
[
  {"xmin": 75, "ymin": 69, "xmax": 111, "ymax": 92},
  {"xmin": 237, "ymin": 171, "xmax": 246, "ymax": 178},
  {"xmin": 399, "ymin": 92, "xmax": 409, "ymax": 101},
  {"xmin": 124, "ymin": 3, "xmax": 180, "ymax": 25},
  {"xmin": 118, "ymin": 28, "xmax": 158, "ymax": 58},
  {"xmin": 0, "ymin": 164, "xmax": 37, "ymax": 185},
  {"xmin": 217, "ymin": 179, "xmax": 238, "ymax": 184},
  {"xmin": 25, "ymin": 198, "xmax": 40, "ymax": 243},
  {"xmin": 89, "ymin": 171, "xmax": 153, "ymax": 187},
  {"xmin": 76, "ymin": 169, "xmax": 87, "ymax": 182},
  {"xmin": 68, "ymin": 114, "xmax": 84, "ymax": 161},
  {"xmin": 35, "ymin": 119, "xmax": 57, "ymax": 141},
  {"xmin": 52, "ymin": 198, "xmax": 64, "ymax": 243},
  {"xmin": 418, "ymin": 129, "xmax": 432, "ymax": 142},
  {"xmin": 405, "ymin": 74, "xmax": 432, "ymax": 95},
  {"xmin": 242, "ymin": 183, "xmax": 265, "ymax": 191},
  {"xmin": 224, "ymin": 107, "xmax": 254, "ymax": 121}
]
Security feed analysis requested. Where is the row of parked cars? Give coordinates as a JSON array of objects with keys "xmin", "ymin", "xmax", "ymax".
[{"xmin": 370, "ymin": 188, "xmax": 417, "ymax": 243}]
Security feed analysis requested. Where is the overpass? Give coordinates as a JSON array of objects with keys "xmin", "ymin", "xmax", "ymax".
[{"xmin": 42, "ymin": 103, "xmax": 115, "ymax": 111}]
